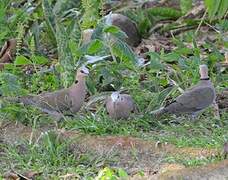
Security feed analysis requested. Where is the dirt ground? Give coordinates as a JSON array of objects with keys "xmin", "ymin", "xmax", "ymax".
[{"xmin": 1, "ymin": 121, "xmax": 227, "ymax": 179}]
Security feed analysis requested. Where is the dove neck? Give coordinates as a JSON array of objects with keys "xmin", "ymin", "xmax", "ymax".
[
  {"xmin": 72, "ymin": 76, "xmax": 86, "ymax": 87},
  {"xmin": 200, "ymin": 78, "xmax": 210, "ymax": 80}
]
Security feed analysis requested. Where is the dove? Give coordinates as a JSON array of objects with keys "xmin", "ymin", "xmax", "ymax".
[
  {"xmin": 152, "ymin": 65, "xmax": 216, "ymax": 118},
  {"xmin": 81, "ymin": 14, "xmax": 141, "ymax": 47},
  {"xmin": 6, "ymin": 66, "xmax": 89, "ymax": 119},
  {"xmin": 109, "ymin": 13, "xmax": 141, "ymax": 47},
  {"xmin": 106, "ymin": 91, "xmax": 137, "ymax": 119}
]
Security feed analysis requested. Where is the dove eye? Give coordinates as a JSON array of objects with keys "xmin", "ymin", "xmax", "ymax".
[
  {"xmin": 80, "ymin": 70, "xmax": 84, "ymax": 73},
  {"xmin": 75, "ymin": 80, "xmax": 78, "ymax": 84}
]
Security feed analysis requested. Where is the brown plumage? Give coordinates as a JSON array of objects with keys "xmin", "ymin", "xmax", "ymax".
[
  {"xmin": 106, "ymin": 92, "xmax": 137, "ymax": 119},
  {"xmin": 152, "ymin": 65, "xmax": 216, "ymax": 117},
  {"xmin": 82, "ymin": 14, "xmax": 141, "ymax": 47},
  {"xmin": 110, "ymin": 13, "xmax": 141, "ymax": 47},
  {"xmin": 6, "ymin": 66, "xmax": 89, "ymax": 119}
]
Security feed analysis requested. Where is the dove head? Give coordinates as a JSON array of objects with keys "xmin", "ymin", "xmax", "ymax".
[
  {"xmin": 111, "ymin": 92, "xmax": 120, "ymax": 102},
  {"xmin": 199, "ymin": 64, "xmax": 209, "ymax": 79},
  {"xmin": 76, "ymin": 66, "xmax": 89, "ymax": 80}
]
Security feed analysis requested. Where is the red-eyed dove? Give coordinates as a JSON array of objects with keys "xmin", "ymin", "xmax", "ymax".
[
  {"xmin": 106, "ymin": 92, "xmax": 137, "ymax": 119},
  {"xmin": 152, "ymin": 65, "xmax": 216, "ymax": 117},
  {"xmin": 82, "ymin": 14, "xmax": 141, "ymax": 47},
  {"xmin": 110, "ymin": 13, "xmax": 141, "ymax": 47},
  {"xmin": 6, "ymin": 66, "xmax": 89, "ymax": 119}
]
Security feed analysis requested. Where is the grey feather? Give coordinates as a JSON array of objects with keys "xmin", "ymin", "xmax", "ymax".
[
  {"xmin": 152, "ymin": 66, "xmax": 216, "ymax": 117},
  {"xmin": 106, "ymin": 93, "xmax": 136, "ymax": 119},
  {"xmin": 3, "ymin": 67, "xmax": 89, "ymax": 118}
]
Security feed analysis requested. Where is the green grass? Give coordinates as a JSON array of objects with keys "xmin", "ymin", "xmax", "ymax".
[
  {"xmin": 165, "ymin": 154, "xmax": 222, "ymax": 167},
  {"xmin": 147, "ymin": 113, "xmax": 228, "ymax": 148},
  {"xmin": 0, "ymin": 101, "xmax": 227, "ymax": 179},
  {"xmin": 0, "ymin": 0, "xmax": 227, "ymax": 178},
  {"xmin": 0, "ymin": 132, "xmax": 112, "ymax": 179},
  {"xmin": 63, "ymin": 110, "xmax": 228, "ymax": 148},
  {"xmin": 2, "ymin": 111, "xmax": 227, "ymax": 178}
]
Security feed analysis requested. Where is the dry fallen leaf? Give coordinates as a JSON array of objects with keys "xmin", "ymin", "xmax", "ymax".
[
  {"xmin": 23, "ymin": 171, "xmax": 42, "ymax": 179},
  {"xmin": 3, "ymin": 170, "xmax": 41, "ymax": 180},
  {"xmin": 0, "ymin": 39, "xmax": 17, "ymax": 69},
  {"xmin": 3, "ymin": 171, "xmax": 20, "ymax": 180},
  {"xmin": 223, "ymin": 52, "xmax": 228, "ymax": 64}
]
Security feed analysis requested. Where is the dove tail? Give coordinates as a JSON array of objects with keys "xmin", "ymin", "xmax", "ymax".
[
  {"xmin": 19, "ymin": 97, "xmax": 34, "ymax": 105},
  {"xmin": 3, "ymin": 97, "xmax": 21, "ymax": 103},
  {"xmin": 3, "ymin": 96, "xmax": 33, "ymax": 105}
]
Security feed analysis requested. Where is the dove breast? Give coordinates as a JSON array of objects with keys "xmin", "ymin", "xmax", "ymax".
[{"xmin": 106, "ymin": 94, "xmax": 135, "ymax": 119}]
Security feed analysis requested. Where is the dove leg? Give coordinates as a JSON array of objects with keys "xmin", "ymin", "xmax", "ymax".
[
  {"xmin": 36, "ymin": 107, "xmax": 64, "ymax": 120},
  {"xmin": 189, "ymin": 111, "xmax": 201, "ymax": 121},
  {"xmin": 45, "ymin": 110, "xmax": 65, "ymax": 130},
  {"xmin": 191, "ymin": 113, "xmax": 198, "ymax": 119},
  {"xmin": 37, "ymin": 107, "xmax": 65, "ymax": 129}
]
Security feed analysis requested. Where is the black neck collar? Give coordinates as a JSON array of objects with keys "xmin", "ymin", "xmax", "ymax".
[{"xmin": 200, "ymin": 78, "xmax": 210, "ymax": 80}]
